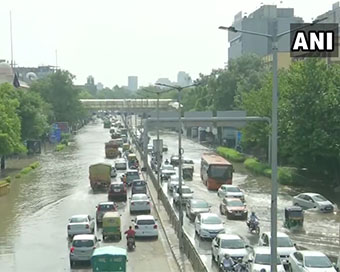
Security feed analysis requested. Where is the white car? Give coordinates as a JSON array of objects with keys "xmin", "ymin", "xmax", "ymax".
[
  {"xmin": 258, "ymin": 232, "xmax": 296, "ymax": 264},
  {"xmin": 244, "ymin": 246, "xmax": 286, "ymax": 272},
  {"xmin": 69, "ymin": 234, "xmax": 99, "ymax": 267},
  {"xmin": 173, "ymin": 185, "xmax": 194, "ymax": 205},
  {"xmin": 211, "ymin": 233, "xmax": 248, "ymax": 264},
  {"xmin": 129, "ymin": 193, "xmax": 151, "ymax": 214},
  {"xmin": 167, "ymin": 176, "xmax": 185, "ymax": 192},
  {"xmin": 161, "ymin": 164, "xmax": 177, "ymax": 181},
  {"xmin": 195, "ymin": 213, "xmax": 224, "ymax": 239},
  {"xmin": 217, "ymin": 185, "xmax": 245, "ymax": 201},
  {"xmin": 67, "ymin": 214, "xmax": 95, "ymax": 238},
  {"xmin": 114, "ymin": 158, "xmax": 127, "ymax": 171},
  {"xmin": 293, "ymin": 193, "xmax": 334, "ymax": 212},
  {"xmin": 133, "ymin": 215, "xmax": 158, "ymax": 238},
  {"xmin": 288, "ymin": 250, "xmax": 337, "ymax": 272}
]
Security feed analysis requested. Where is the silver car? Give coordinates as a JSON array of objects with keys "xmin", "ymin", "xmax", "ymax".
[
  {"xmin": 95, "ymin": 201, "xmax": 117, "ymax": 225},
  {"xmin": 129, "ymin": 193, "xmax": 151, "ymax": 214},
  {"xmin": 69, "ymin": 234, "xmax": 99, "ymax": 267},
  {"xmin": 173, "ymin": 185, "xmax": 194, "ymax": 206},
  {"xmin": 293, "ymin": 193, "xmax": 334, "ymax": 212},
  {"xmin": 217, "ymin": 185, "xmax": 245, "ymax": 201}
]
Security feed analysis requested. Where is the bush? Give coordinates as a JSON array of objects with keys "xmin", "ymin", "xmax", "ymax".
[
  {"xmin": 217, "ymin": 146, "xmax": 245, "ymax": 162},
  {"xmin": 20, "ymin": 167, "xmax": 32, "ymax": 175},
  {"xmin": 15, "ymin": 174, "xmax": 21, "ymax": 179},
  {"xmin": 278, "ymin": 167, "xmax": 296, "ymax": 185},
  {"xmin": 29, "ymin": 162, "xmax": 40, "ymax": 169},
  {"xmin": 55, "ymin": 144, "xmax": 66, "ymax": 151},
  {"xmin": 5, "ymin": 176, "xmax": 11, "ymax": 183},
  {"xmin": 0, "ymin": 180, "xmax": 9, "ymax": 186},
  {"xmin": 244, "ymin": 158, "xmax": 270, "ymax": 175}
]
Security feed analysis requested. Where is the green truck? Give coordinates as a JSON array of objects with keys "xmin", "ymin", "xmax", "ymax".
[{"xmin": 89, "ymin": 163, "xmax": 112, "ymax": 191}]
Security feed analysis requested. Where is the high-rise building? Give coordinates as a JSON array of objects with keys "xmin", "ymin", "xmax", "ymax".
[
  {"xmin": 177, "ymin": 71, "xmax": 192, "ymax": 87},
  {"xmin": 228, "ymin": 5, "xmax": 303, "ymax": 60},
  {"xmin": 128, "ymin": 76, "xmax": 138, "ymax": 91}
]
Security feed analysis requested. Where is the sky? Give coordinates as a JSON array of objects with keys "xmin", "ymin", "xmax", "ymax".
[{"xmin": 0, "ymin": 0, "xmax": 338, "ymax": 88}]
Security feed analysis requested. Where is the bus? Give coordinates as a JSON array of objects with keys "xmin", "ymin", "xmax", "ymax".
[{"xmin": 200, "ymin": 153, "xmax": 233, "ymax": 190}]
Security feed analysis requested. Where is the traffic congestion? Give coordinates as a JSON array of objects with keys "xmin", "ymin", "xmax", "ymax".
[{"xmin": 129, "ymin": 113, "xmax": 340, "ymax": 272}]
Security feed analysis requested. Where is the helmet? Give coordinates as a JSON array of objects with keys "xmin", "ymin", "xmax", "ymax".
[
  {"xmin": 260, "ymin": 269, "xmax": 266, "ymax": 272},
  {"xmin": 129, "ymin": 226, "xmax": 132, "ymax": 229},
  {"xmin": 237, "ymin": 258, "xmax": 242, "ymax": 263},
  {"xmin": 224, "ymin": 253, "xmax": 230, "ymax": 258},
  {"xmin": 251, "ymin": 211, "xmax": 255, "ymax": 216}
]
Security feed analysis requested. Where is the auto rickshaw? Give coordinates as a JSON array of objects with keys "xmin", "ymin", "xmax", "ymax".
[
  {"xmin": 283, "ymin": 206, "xmax": 304, "ymax": 230},
  {"xmin": 128, "ymin": 153, "xmax": 139, "ymax": 168},
  {"xmin": 91, "ymin": 246, "xmax": 127, "ymax": 272},
  {"xmin": 102, "ymin": 212, "xmax": 122, "ymax": 241},
  {"xmin": 182, "ymin": 165, "xmax": 194, "ymax": 180},
  {"xmin": 122, "ymin": 143, "xmax": 130, "ymax": 152}
]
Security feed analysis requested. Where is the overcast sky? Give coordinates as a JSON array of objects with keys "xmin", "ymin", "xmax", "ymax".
[{"xmin": 0, "ymin": 0, "xmax": 337, "ymax": 87}]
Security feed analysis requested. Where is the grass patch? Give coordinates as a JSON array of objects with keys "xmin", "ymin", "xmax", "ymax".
[
  {"xmin": 20, "ymin": 167, "xmax": 33, "ymax": 175},
  {"xmin": 0, "ymin": 180, "xmax": 9, "ymax": 186},
  {"xmin": 15, "ymin": 174, "xmax": 21, "ymax": 179},
  {"xmin": 29, "ymin": 162, "xmax": 40, "ymax": 169},
  {"xmin": 55, "ymin": 144, "xmax": 66, "ymax": 151},
  {"xmin": 217, "ymin": 146, "xmax": 245, "ymax": 162},
  {"xmin": 244, "ymin": 158, "xmax": 270, "ymax": 175}
]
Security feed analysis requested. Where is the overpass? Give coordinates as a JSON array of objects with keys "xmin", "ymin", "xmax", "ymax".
[{"xmin": 80, "ymin": 98, "xmax": 176, "ymax": 112}]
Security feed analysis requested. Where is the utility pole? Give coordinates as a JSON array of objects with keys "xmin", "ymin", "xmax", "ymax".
[{"xmin": 10, "ymin": 11, "xmax": 14, "ymax": 69}]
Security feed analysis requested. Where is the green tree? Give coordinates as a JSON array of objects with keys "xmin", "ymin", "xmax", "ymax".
[
  {"xmin": 30, "ymin": 71, "xmax": 86, "ymax": 125},
  {"xmin": 0, "ymin": 83, "xmax": 25, "ymax": 155}
]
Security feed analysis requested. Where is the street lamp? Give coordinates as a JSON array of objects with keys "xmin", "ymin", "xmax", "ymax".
[
  {"xmin": 155, "ymin": 82, "xmax": 198, "ymax": 249},
  {"xmin": 219, "ymin": 18, "xmax": 327, "ymax": 272}
]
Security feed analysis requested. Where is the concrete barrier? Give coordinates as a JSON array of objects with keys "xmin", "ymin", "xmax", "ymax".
[{"xmin": 126, "ymin": 123, "xmax": 208, "ymax": 272}]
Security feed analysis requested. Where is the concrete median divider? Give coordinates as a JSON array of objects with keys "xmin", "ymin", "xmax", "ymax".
[{"xmin": 125, "ymin": 124, "xmax": 208, "ymax": 272}]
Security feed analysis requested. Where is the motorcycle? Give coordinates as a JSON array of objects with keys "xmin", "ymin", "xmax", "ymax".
[
  {"xmin": 219, "ymin": 259, "xmax": 248, "ymax": 272},
  {"xmin": 247, "ymin": 219, "xmax": 260, "ymax": 234},
  {"xmin": 127, "ymin": 237, "xmax": 135, "ymax": 251},
  {"xmin": 219, "ymin": 261, "xmax": 235, "ymax": 272}
]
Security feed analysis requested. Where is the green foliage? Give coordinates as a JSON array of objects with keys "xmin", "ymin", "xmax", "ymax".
[
  {"xmin": 278, "ymin": 167, "xmax": 296, "ymax": 185},
  {"xmin": 217, "ymin": 146, "xmax": 245, "ymax": 162},
  {"xmin": 244, "ymin": 158, "xmax": 271, "ymax": 176},
  {"xmin": 20, "ymin": 167, "xmax": 32, "ymax": 175},
  {"xmin": 0, "ymin": 180, "xmax": 9, "ymax": 186},
  {"xmin": 15, "ymin": 174, "xmax": 21, "ymax": 179},
  {"xmin": 55, "ymin": 143, "xmax": 66, "ymax": 151},
  {"xmin": 30, "ymin": 71, "xmax": 86, "ymax": 125},
  {"xmin": 0, "ymin": 83, "xmax": 26, "ymax": 155},
  {"xmin": 29, "ymin": 161, "xmax": 40, "ymax": 169}
]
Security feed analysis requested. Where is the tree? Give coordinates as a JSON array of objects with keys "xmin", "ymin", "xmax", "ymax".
[
  {"xmin": 16, "ymin": 89, "xmax": 50, "ymax": 140},
  {"xmin": 0, "ymin": 83, "xmax": 25, "ymax": 156},
  {"xmin": 30, "ymin": 71, "xmax": 86, "ymax": 125}
]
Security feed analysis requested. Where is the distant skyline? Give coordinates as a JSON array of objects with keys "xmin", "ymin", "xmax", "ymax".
[{"xmin": 0, "ymin": 0, "xmax": 338, "ymax": 88}]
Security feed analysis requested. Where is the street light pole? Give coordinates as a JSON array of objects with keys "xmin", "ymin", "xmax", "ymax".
[{"xmin": 156, "ymin": 92, "xmax": 161, "ymax": 198}]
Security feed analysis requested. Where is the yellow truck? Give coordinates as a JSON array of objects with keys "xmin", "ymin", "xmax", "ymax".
[{"xmin": 89, "ymin": 163, "xmax": 112, "ymax": 191}]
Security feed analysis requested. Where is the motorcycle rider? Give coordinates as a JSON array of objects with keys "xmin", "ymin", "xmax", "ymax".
[
  {"xmin": 234, "ymin": 258, "xmax": 247, "ymax": 272},
  {"xmin": 124, "ymin": 226, "xmax": 136, "ymax": 247},
  {"xmin": 164, "ymin": 159, "xmax": 170, "ymax": 165},
  {"xmin": 247, "ymin": 211, "xmax": 259, "ymax": 230},
  {"xmin": 221, "ymin": 253, "xmax": 235, "ymax": 271}
]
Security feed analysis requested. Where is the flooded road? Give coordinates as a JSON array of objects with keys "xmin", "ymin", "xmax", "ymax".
[
  {"xmin": 0, "ymin": 121, "xmax": 177, "ymax": 272},
  {"xmin": 147, "ymin": 130, "xmax": 340, "ymax": 271}
]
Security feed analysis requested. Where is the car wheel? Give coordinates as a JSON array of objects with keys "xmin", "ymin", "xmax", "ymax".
[
  {"xmin": 219, "ymin": 205, "xmax": 224, "ymax": 215},
  {"xmin": 226, "ymin": 212, "xmax": 231, "ymax": 220},
  {"xmin": 287, "ymin": 263, "xmax": 293, "ymax": 272},
  {"xmin": 70, "ymin": 260, "xmax": 74, "ymax": 268}
]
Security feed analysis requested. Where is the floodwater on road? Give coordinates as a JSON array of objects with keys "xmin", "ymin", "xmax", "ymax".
[{"xmin": 0, "ymin": 120, "xmax": 177, "ymax": 272}]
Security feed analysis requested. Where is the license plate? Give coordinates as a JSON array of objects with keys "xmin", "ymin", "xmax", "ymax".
[{"xmin": 114, "ymin": 189, "xmax": 120, "ymax": 192}]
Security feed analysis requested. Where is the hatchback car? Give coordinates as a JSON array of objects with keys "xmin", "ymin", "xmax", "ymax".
[
  {"xmin": 69, "ymin": 234, "xmax": 99, "ymax": 268},
  {"xmin": 211, "ymin": 233, "xmax": 248, "ymax": 264},
  {"xmin": 220, "ymin": 197, "xmax": 248, "ymax": 219},
  {"xmin": 173, "ymin": 185, "xmax": 194, "ymax": 206},
  {"xmin": 217, "ymin": 185, "xmax": 245, "ymax": 201},
  {"xmin": 293, "ymin": 193, "xmax": 334, "ymax": 212},
  {"xmin": 114, "ymin": 158, "xmax": 127, "ymax": 171},
  {"xmin": 244, "ymin": 246, "xmax": 285, "ymax": 272},
  {"xmin": 95, "ymin": 201, "xmax": 117, "ymax": 225},
  {"xmin": 195, "ymin": 213, "xmax": 224, "ymax": 239},
  {"xmin": 129, "ymin": 193, "xmax": 151, "ymax": 214},
  {"xmin": 288, "ymin": 250, "xmax": 337, "ymax": 272},
  {"xmin": 133, "ymin": 215, "xmax": 158, "ymax": 238},
  {"xmin": 186, "ymin": 199, "xmax": 211, "ymax": 221},
  {"xmin": 258, "ymin": 231, "xmax": 296, "ymax": 263},
  {"xmin": 125, "ymin": 169, "xmax": 140, "ymax": 186},
  {"xmin": 108, "ymin": 181, "xmax": 127, "ymax": 201},
  {"xmin": 131, "ymin": 179, "xmax": 147, "ymax": 195},
  {"xmin": 67, "ymin": 215, "xmax": 95, "ymax": 238},
  {"xmin": 160, "ymin": 164, "xmax": 176, "ymax": 181}
]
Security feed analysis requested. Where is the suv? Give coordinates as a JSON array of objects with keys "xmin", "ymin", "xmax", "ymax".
[
  {"xmin": 108, "ymin": 181, "xmax": 127, "ymax": 201},
  {"xmin": 95, "ymin": 201, "xmax": 117, "ymax": 225},
  {"xmin": 69, "ymin": 234, "xmax": 99, "ymax": 268},
  {"xmin": 125, "ymin": 169, "xmax": 140, "ymax": 186},
  {"xmin": 131, "ymin": 179, "xmax": 147, "ymax": 195}
]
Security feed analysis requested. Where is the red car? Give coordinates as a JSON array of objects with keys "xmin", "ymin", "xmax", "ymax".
[
  {"xmin": 220, "ymin": 197, "xmax": 248, "ymax": 220},
  {"xmin": 108, "ymin": 181, "xmax": 127, "ymax": 201}
]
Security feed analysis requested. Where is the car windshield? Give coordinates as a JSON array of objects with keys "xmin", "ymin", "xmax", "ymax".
[
  {"xmin": 70, "ymin": 217, "xmax": 87, "ymax": 223},
  {"xmin": 227, "ymin": 200, "xmax": 243, "ymax": 207},
  {"xmin": 221, "ymin": 238, "xmax": 244, "ymax": 249},
  {"xmin": 137, "ymin": 219, "xmax": 155, "ymax": 225},
  {"xmin": 183, "ymin": 160, "xmax": 194, "ymax": 164},
  {"xmin": 276, "ymin": 237, "xmax": 294, "ymax": 247},
  {"xmin": 111, "ymin": 183, "xmax": 123, "ymax": 189},
  {"xmin": 163, "ymin": 165, "xmax": 174, "ymax": 170},
  {"xmin": 73, "ymin": 239, "xmax": 94, "ymax": 247},
  {"xmin": 115, "ymin": 163, "xmax": 126, "ymax": 169},
  {"xmin": 226, "ymin": 187, "xmax": 240, "ymax": 193},
  {"xmin": 99, "ymin": 204, "xmax": 114, "ymax": 210},
  {"xmin": 181, "ymin": 188, "xmax": 192, "ymax": 194},
  {"xmin": 171, "ymin": 177, "xmax": 179, "ymax": 182},
  {"xmin": 313, "ymin": 195, "xmax": 328, "ymax": 202},
  {"xmin": 202, "ymin": 216, "xmax": 222, "ymax": 224},
  {"xmin": 132, "ymin": 195, "xmax": 148, "ymax": 201},
  {"xmin": 209, "ymin": 165, "xmax": 232, "ymax": 179},
  {"xmin": 305, "ymin": 256, "xmax": 332, "ymax": 268},
  {"xmin": 255, "ymin": 254, "xmax": 281, "ymax": 265},
  {"xmin": 128, "ymin": 172, "xmax": 139, "ymax": 178},
  {"xmin": 192, "ymin": 200, "xmax": 209, "ymax": 208}
]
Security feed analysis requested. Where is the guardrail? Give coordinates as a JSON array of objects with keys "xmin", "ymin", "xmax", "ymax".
[{"xmin": 124, "ymin": 120, "xmax": 208, "ymax": 272}]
